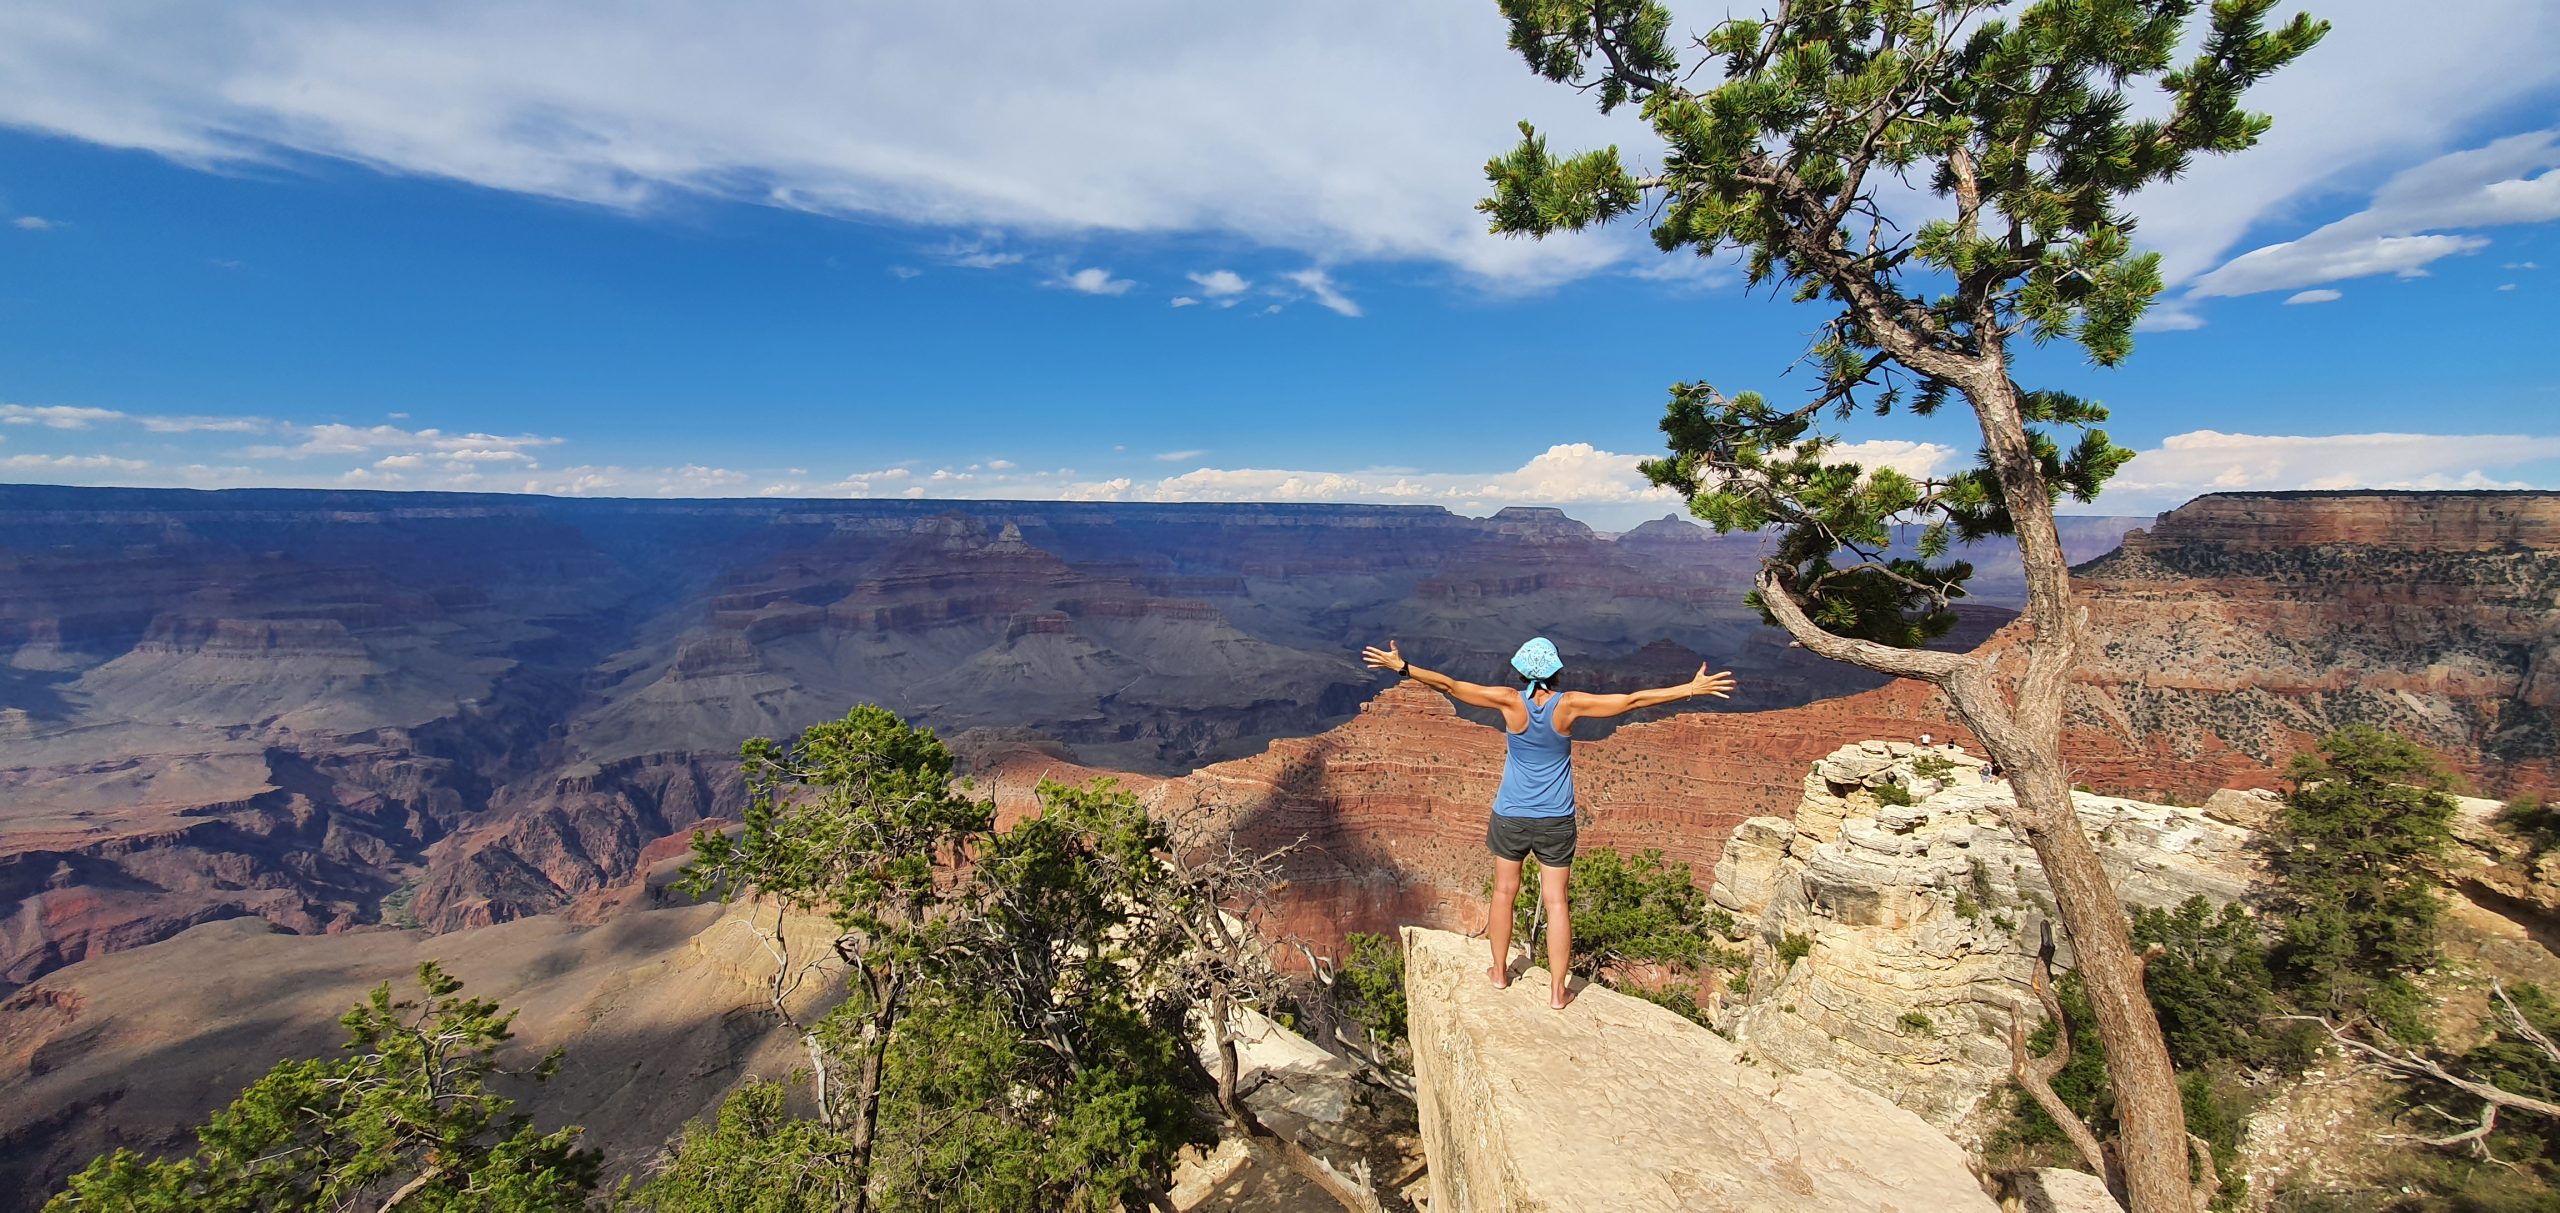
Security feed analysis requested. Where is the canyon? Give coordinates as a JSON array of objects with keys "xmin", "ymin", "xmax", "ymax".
[
  {"xmin": 4, "ymin": 485, "xmax": 2558, "ymax": 1204},
  {"xmin": 0, "ymin": 485, "xmax": 2103, "ymax": 993}
]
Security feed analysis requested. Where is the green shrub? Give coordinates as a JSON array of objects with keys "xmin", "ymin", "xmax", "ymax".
[
  {"xmin": 1954, "ymin": 891, "xmax": 1981, "ymax": 921},
  {"xmin": 2132, "ymin": 896, "xmax": 2288, "ymax": 1070},
  {"xmin": 1873, "ymin": 780, "xmax": 1916, "ymax": 807},
  {"xmin": 1510, "ymin": 849, "xmax": 1720, "ymax": 979},
  {"xmin": 2259, "ymin": 725, "xmax": 2457, "ymax": 1021},
  {"xmin": 1336, "ymin": 932, "xmax": 1408, "ymax": 1046},
  {"xmin": 2499, "ymin": 791, "xmax": 2560, "ymax": 854},
  {"xmin": 1897, "ymin": 1010, "xmax": 1935, "ymax": 1037},
  {"xmin": 1777, "ymin": 932, "xmax": 1812, "ymax": 966}
]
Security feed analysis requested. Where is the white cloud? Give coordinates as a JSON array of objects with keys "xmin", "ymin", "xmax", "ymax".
[
  {"xmin": 933, "ymin": 237, "xmax": 1024, "ymax": 269},
  {"xmin": 1169, "ymin": 295, "xmax": 1198, "ymax": 307},
  {"xmin": 1154, "ymin": 449, "xmax": 1206, "ymax": 462},
  {"xmin": 2131, "ymin": 1, "xmax": 2560, "ymax": 290},
  {"xmin": 1187, "ymin": 269, "xmax": 1249, "ymax": 297},
  {"xmin": 2188, "ymin": 129, "xmax": 2560, "ymax": 299},
  {"xmin": 240, "ymin": 422, "xmax": 562, "ymax": 460},
  {"xmin": 136, "ymin": 414, "xmax": 272, "ymax": 433},
  {"xmin": 1284, "ymin": 267, "xmax": 1361, "ymax": 317},
  {"xmin": 11, "ymin": 215, "xmax": 55, "ymax": 231},
  {"xmin": 0, "ymin": 404, "xmax": 123, "ymax": 429},
  {"xmin": 5, "ymin": 0, "xmax": 2541, "ymax": 296},
  {"xmin": 2283, "ymin": 288, "xmax": 2343, "ymax": 305},
  {"xmin": 0, "ymin": 1, "xmax": 1654, "ymax": 286},
  {"xmin": 2500, "ymin": 282, "xmax": 2519, "ymax": 291},
  {"xmin": 986, "ymin": 458, "xmax": 1015, "ymax": 470},
  {"xmin": 887, "ymin": 264, "xmax": 921, "ymax": 279},
  {"xmin": 1050, "ymin": 266, "xmax": 1134, "ymax": 296},
  {"xmin": 0, "ymin": 453, "xmax": 149, "ymax": 471},
  {"xmin": 2100, "ymin": 429, "xmax": 2560, "ymax": 511},
  {"xmin": 2134, "ymin": 304, "xmax": 2206, "ymax": 332}
]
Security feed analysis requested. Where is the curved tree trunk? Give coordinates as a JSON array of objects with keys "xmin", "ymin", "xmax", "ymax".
[{"xmin": 1948, "ymin": 670, "xmax": 2189, "ymax": 1212}]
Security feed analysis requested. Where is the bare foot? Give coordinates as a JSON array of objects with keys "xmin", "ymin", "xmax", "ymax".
[
  {"xmin": 1550, "ymin": 986, "xmax": 1574, "ymax": 1010},
  {"xmin": 1486, "ymin": 965, "xmax": 1510, "ymax": 990}
]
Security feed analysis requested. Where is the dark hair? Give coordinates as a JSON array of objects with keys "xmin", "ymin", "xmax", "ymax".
[{"xmin": 1517, "ymin": 672, "xmax": 1561, "ymax": 693}]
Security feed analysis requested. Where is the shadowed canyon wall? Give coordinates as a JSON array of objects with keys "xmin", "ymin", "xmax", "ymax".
[{"xmin": 1, "ymin": 486, "xmax": 2092, "ymax": 991}]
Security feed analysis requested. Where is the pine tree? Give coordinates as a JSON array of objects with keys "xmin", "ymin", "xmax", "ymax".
[
  {"xmin": 1480, "ymin": 4, "xmax": 2324, "ymax": 1208},
  {"xmin": 49, "ymin": 965, "xmax": 596, "ymax": 1212}
]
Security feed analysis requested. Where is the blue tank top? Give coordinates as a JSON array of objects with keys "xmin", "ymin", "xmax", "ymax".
[{"xmin": 1491, "ymin": 689, "xmax": 1576, "ymax": 818}]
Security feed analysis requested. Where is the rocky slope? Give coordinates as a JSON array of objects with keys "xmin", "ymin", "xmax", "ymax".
[{"xmin": 2068, "ymin": 490, "xmax": 2560, "ymax": 800}]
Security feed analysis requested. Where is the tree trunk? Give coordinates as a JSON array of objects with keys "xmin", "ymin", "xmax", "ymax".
[
  {"xmin": 1954, "ymin": 362, "xmax": 2195, "ymax": 1213},
  {"xmin": 1209, "ymin": 986, "xmax": 1261, "ymax": 1133},
  {"xmin": 1983, "ymin": 726, "xmax": 2189, "ymax": 1211},
  {"xmin": 843, "ymin": 969, "xmax": 903, "ymax": 1213}
]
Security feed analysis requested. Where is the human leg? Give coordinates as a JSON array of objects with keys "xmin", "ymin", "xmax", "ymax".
[
  {"xmin": 1538, "ymin": 859, "xmax": 1572, "ymax": 1008},
  {"xmin": 1487, "ymin": 857, "xmax": 1523, "ymax": 988}
]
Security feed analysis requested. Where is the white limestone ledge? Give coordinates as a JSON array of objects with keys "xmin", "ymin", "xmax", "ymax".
[{"xmin": 1400, "ymin": 926, "xmax": 1997, "ymax": 1213}]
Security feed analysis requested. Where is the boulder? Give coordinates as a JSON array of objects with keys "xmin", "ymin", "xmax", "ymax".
[
  {"xmin": 2002, "ymin": 1168, "xmax": 2123, "ymax": 1213},
  {"xmin": 1400, "ymin": 926, "xmax": 1996, "ymax": 1213}
]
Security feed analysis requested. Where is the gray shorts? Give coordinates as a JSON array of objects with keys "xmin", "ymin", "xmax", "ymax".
[{"xmin": 1486, "ymin": 812, "xmax": 1577, "ymax": 867}]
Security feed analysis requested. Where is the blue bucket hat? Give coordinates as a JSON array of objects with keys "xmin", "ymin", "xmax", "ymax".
[{"xmin": 1511, "ymin": 637, "xmax": 1563, "ymax": 682}]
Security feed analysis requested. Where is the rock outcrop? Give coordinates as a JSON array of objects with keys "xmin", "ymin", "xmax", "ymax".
[
  {"xmin": 1707, "ymin": 742, "xmax": 2257, "ymax": 1130},
  {"xmin": 1399, "ymin": 925, "xmax": 1996, "ymax": 1212},
  {"xmin": 2068, "ymin": 490, "xmax": 2560, "ymax": 800}
]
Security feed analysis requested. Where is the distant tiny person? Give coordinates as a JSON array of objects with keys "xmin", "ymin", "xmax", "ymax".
[{"xmin": 1361, "ymin": 637, "xmax": 1736, "ymax": 1009}]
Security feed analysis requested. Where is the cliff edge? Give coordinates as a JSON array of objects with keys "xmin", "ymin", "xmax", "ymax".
[{"xmin": 1398, "ymin": 925, "xmax": 1995, "ymax": 1212}]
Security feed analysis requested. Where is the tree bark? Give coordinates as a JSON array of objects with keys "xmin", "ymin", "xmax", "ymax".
[
  {"xmin": 843, "ymin": 969, "xmax": 903, "ymax": 1213},
  {"xmin": 1955, "ymin": 363, "xmax": 2194, "ymax": 1213}
]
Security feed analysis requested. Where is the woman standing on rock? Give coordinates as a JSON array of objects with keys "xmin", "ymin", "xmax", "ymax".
[{"xmin": 1361, "ymin": 637, "xmax": 1736, "ymax": 1008}]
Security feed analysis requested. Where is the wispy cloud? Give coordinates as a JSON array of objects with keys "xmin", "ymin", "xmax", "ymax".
[
  {"xmin": 241, "ymin": 423, "xmax": 562, "ymax": 462},
  {"xmin": 2283, "ymin": 288, "xmax": 2343, "ymax": 305},
  {"xmin": 1154, "ymin": 449, "xmax": 1206, "ymax": 463},
  {"xmin": 11, "ymin": 215, "xmax": 56, "ymax": 231},
  {"xmin": 2099, "ymin": 429, "xmax": 2560, "ymax": 511},
  {"xmin": 1284, "ymin": 267, "xmax": 1360, "ymax": 317},
  {"xmin": 933, "ymin": 236, "xmax": 1025, "ymax": 270},
  {"xmin": 1049, "ymin": 266, "xmax": 1134, "ymax": 296},
  {"xmin": 0, "ymin": 404, "xmax": 123, "ymax": 429},
  {"xmin": 2189, "ymin": 130, "xmax": 2560, "ymax": 299},
  {"xmin": 1, "ymin": 452, "xmax": 148, "ymax": 471}
]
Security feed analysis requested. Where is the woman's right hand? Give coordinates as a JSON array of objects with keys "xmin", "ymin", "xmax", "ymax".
[{"xmin": 1361, "ymin": 641, "xmax": 1408, "ymax": 674}]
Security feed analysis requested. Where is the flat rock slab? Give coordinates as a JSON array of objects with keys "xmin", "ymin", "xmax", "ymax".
[{"xmin": 1401, "ymin": 926, "xmax": 1996, "ymax": 1213}]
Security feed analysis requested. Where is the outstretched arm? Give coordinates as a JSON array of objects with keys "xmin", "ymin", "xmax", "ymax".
[
  {"xmin": 1557, "ymin": 663, "xmax": 1737, "ymax": 726},
  {"xmin": 1362, "ymin": 641, "xmax": 1519, "ymax": 713}
]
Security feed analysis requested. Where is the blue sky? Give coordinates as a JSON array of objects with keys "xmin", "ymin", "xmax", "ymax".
[{"xmin": 1, "ymin": 1, "xmax": 2556, "ymax": 530}]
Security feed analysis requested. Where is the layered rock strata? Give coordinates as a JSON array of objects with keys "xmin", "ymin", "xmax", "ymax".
[
  {"xmin": 8, "ymin": 486, "xmax": 2054, "ymax": 987},
  {"xmin": 2068, "ymin": 490, "xmax": 2560, "ymax": 799},
  {"xmin": 1399, "ymin": 925, "xmax": 1997, "ymax": 1212},
  {"xmin": 1707, "ymin": 742, "xmax": 2259, "ymax": 1130}
]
